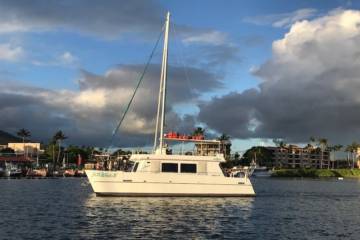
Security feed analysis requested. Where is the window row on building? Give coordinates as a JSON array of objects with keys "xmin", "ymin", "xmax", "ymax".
[{"xmin": 266, "ymin": 145, "xmax": 331, "ymax": 169}]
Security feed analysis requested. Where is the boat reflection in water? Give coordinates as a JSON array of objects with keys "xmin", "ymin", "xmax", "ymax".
[{"xmin": 82, "ymin": 194, "xmax": 254, "ymax": 238}]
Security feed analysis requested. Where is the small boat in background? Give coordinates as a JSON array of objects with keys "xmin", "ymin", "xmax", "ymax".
[
  {"xmin": 63, "ymin": 169, "xmax": 76, "ymax": 177},
  {"xmin": 4, "ymin": 163, "xmax": 23, "ymax": 177},
  {"xmin": 75, "ymin": 169, "xmax": 86, "ymax": 177},
  {"xmin": 0, "ymin": 167, "xmax": 5, "ymax": 177},
  {"xmin": 26, "ymin": 168, "xmax": 47, "ymax": 178},
  {"xmin": 63, "ymin": 169, "xmax": 86, "ymax": 177},
  {"xmin": 251, "ymin": 166, "xmax": 272, "ymax": 178}
]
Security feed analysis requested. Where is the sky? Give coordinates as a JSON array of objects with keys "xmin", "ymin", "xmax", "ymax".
[{"xmin": 1, "ymin": 0, "xmax": 360, "ymax": 152}]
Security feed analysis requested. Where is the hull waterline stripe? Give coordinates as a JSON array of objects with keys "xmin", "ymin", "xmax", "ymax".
[{"xmin": 95, "ymin": 192, "xmax": 255, "ymax": 197}]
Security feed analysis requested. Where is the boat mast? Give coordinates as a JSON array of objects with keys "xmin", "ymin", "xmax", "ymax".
[{"xmin": 154, "ymin": 11, "xmax": 170, "ymax": 154}]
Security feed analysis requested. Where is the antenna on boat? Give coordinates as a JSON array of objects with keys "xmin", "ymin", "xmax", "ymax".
[{"xmin": 154, "ymin": 11, "xmax": 170, "ymax": 154}]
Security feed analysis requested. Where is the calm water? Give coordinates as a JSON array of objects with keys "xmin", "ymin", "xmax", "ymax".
[{"xmin": 1, "ymin": 178, "xmax": 360, "ymax": 240}]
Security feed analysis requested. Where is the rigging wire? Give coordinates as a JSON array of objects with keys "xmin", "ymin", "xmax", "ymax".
[
  {"xmin": 106, "ymin": 27, "xmax": 164, "ymax": 151},
  {"xmin": 172, "ymin": 22, "xmax": 196, "ymax": 104}
]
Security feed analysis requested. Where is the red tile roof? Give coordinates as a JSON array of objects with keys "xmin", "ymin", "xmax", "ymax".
[{"xmin": 0, "ymin": 155, "xmax": 34, "ymax": 162}]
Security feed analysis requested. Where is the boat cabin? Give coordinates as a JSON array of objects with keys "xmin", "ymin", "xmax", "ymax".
[{"xmin": 130, "ymin": 154, "xmax": 225, "ymax": 176}]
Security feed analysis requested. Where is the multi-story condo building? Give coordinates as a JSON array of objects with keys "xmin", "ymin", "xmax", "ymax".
[{"xmin": 266, "ymin": 145, "xmax": 330, "ymax": 169}]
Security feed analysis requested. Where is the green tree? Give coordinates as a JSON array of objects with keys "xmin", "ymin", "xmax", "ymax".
[
  {"xmin": 112, "ymin": 148, "xmax": 132, "ymax": 156},
  {"xmin": 241, "ymin": 146, "xmax": 274, "ymax": 167},
  {"xmin": 66, "ymin": 145, "xmax": 90, "ymax": 165},
  {"xmin": 53, "ymin": 130, "xmax": 67, "ymax": 171},
  {"xmin": 0, "ymin": 147, "xmax": 15, "ymax": 154}
]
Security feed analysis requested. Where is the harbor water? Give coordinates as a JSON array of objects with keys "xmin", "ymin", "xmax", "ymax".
[{"xmin": 1, "ymin": 178, "xmax": 360, "ymax": 239}]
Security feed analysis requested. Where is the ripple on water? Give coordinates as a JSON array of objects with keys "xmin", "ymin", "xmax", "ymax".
[{"xmin": 1, "ymin": 178, "xmax": 360, "ymax": 239}]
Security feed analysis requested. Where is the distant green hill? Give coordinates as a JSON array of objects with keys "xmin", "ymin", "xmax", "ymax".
[{"xmin": 0, "ymin": 130, "xmax": 21, "ymax": 145}]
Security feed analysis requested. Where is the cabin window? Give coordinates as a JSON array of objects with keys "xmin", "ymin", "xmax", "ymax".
[
  {"xmin": 161, "ymin": 163, "xmax": 178, "ymax": 172},
  {"xmin": 133, "ymin": 162, "xmax": 139, "ymax": 172},
  {"xmin": 180, "ymin": 163, "xmax": 197, "ymax": 173}
]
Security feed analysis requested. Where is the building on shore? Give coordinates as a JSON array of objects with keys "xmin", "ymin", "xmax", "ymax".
[
  {"xmin": 266, "ymin": 145, "xmax": 330, "ymax": 169},
  {"xmin": 195, "ymin": 139, "xmax": 232, "ymax": 160},
  {"xmin": 7, "ymin": 142, "xmax": 43, "ymax": 156}
]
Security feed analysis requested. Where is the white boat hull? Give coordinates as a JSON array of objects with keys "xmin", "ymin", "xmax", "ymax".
[
  {"xmin": 86, "ymin": 170, "xmax": 255, "ymax": 197},
  {"xmin": 251, "ymin": 171, "xmax": 272, "ymax": 178}
]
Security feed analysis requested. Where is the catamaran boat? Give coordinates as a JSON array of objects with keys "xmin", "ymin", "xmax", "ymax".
[
  {"xmin": 86, "ymin": 12, "xmax": 255, "ymax": 197},
  {"xmin": 4, "ymin": 163, "xmax": 23, "ymax": 178}
]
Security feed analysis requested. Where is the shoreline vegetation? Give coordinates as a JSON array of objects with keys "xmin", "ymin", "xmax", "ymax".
[{"xmin": 272, "ymin": 169, "xmax": 360, "ymax": 178}]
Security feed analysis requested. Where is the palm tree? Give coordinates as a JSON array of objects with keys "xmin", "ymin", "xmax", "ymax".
[
  {"xmin": 279, "ymin": 141, "xmax": 287, "ymax": 148},
  {"xmin": 344, "ymin": 142, "xmax": 359, "ymax": 169},
  {"xmin": 50, "ymin": 138, "xmax": 56, "ymax": 172},
  {"xmin": 218, "ymin": 133, "xmax": 230, "ymax": 141},
  {"xmin": 53, "ymin": 130, "xmax": 67, "ymax": 171},
  {"xmin": 318, "ymin": 138, "xmax": 328, "ymax": 169},
  {"xmin": 331, "ymin": 144, "xmax": 343, "ymax": 169},
  {"xmin": 218, "ymin": 133, "xmax": 231, "ymax": 160},
  {"xmin": 17, "ymin": 128, "xmax": 31, "ymax": 143},
  {"xmin": 192, "ymin": 127, "xmax": 205, "ymax": 136},
  {"xmin": 345, "ymin": 145, "xmax": 353, "ymax": 168},
  {"xmin": 350, "ymin": 141, "xmax": 359, "ymax": 169},
  {"xmin": 273, "ymin": 138, "xmax": 285, "ymax": 147},
  {"xmin": 309, "ymin": 136, "xmax": 316, "ymax": 146},
  {"xmin": 17, "ymin": 128, "xmax": 31, "ymax": 156}
]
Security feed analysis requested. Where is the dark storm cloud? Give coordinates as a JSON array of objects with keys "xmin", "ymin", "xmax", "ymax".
[
  {"xmin": 0, "ymin": 84, "xmax": 154, "ymax": 147},
  {"xmin": 0, "ymin": 0, "xmax": 163, "ymax": 37},
  {"xmin": 0, "ymin": 62, "xmax": 221, "ymax": 147},
  {"xmin": 199, "ymin": 9, "xmax": 360, "ymax": 144}
]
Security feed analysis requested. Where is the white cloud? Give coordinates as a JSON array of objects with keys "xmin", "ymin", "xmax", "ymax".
[
  {"xmin": 58, "ymin": 51, "xmax": 78, "ymax": 65},
  {"xmin": 73, "ymin": 89, "xmax": 107, "ymax": 108},
  {"xmin": 182, "ymin": 30, "xmax": 227, "ymax": 45},
  {"xmin": 32, "ymin": 51, "xmax": 79, "ymax": 67},
  {"xmin": 272, "ymin": 8, "xmax": 317, "ymax": 27},
  {"xmin": 244, "ymin": 8, "xmax": 317, "ymax": 28},
  {"xmin": 0, "ymin": 43, "xmax": 23, "ymax": 61},
  {"xmin": 199, "ymin": 9, "xmax": 360, "ymax": 144},
  {"xmin": 0, "ymin": 21, "xmax": 29, "ymax": 33}
]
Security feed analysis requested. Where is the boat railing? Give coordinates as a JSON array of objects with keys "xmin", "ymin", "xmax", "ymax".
[{"xmin": 87, "ymin": 167, "xmax": 249, "ymax": 179}]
